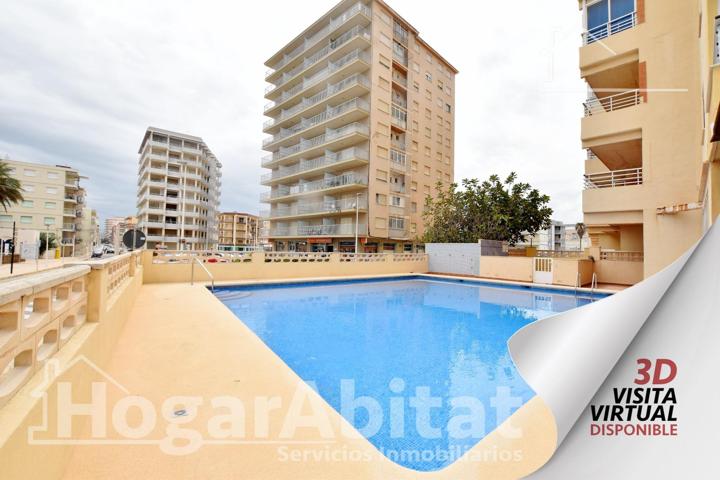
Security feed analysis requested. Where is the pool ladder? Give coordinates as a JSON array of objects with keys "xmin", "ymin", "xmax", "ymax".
[
  {"xmin": 576, "ymin": 272, "xmax": 599, "ymax": 298},
  {"xmin": 191, "ymin": 257, "xmax": 215, "ymax": 292}
]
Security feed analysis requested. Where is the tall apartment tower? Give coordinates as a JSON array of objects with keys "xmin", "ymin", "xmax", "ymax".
[
  {"xmin": 577, "ymin": 0, "xmax": 707, "ymax": 278},
  {"xmin": 0, "ymin": 159, "xmax": 86, "ymax": 257},
  {"xmin": 136, "ymin": 127, "xmax": 222, "ymax": 250},
  {"xmin": 261, "ymin": 0, "xmax": 457, "ymax": 253}
]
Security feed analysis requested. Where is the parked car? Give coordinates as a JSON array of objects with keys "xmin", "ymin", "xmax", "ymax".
[
  {"xmin": 102, "ymin": 245, "xmax": 115, "ymax": 255},
  {"xmin": 91, "ymin": 246, "xmax": 104, "ymax": 258}
]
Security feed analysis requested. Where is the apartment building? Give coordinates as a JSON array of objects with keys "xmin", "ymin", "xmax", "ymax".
[
  {"xmin": 217, "ymin": 212, "xmax": 260, "ymax": 250},
  {"xmin": 700, "ymin": 1, "xmax": 720, "ymax": 232},
  {"xmin": 105, "ymin": 215, "xmax": 137, "ymax": 249},
  {"xmin": 578, "ymin": 0, "xmax": 707, "ymax": 278},
  {"xmin": 77, "ymin": 207, "xmax": 99, "ymax": 253},
  {"xmin": 136, "ymin": 127, "xmax": 222, "ymax": 250},
  {"xmin": 0, "ymin": 159, "xmax": 86, "ymax": 257},
  {"xmin": 261, "ymin": 0, "xmax": 457, "ymax": 253}
]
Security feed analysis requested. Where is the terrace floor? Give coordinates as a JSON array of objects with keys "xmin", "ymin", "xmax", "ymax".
[{"xmin": 60, "ymin": 280, "xmax": 558, "ymax": 480}]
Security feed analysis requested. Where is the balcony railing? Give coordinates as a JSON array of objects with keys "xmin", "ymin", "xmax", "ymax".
[
  {"xmin": 584, "ymin": 89, "xmax": 641, "ymax": 116},
  {"xmin": 584, "ymin": 168, "xmax": 643, "ymax": 189},
  {"xmin": 266, "ymin": 2, "xmax": 371, "ymax": 77},
  {"xmin": 262, "ymin": 173, "xmax": 368, "ymax": 201},
  {"xmin": 262, "ymin": 122, "xmax": 369, "ymax": 166},
  {"xmin": 261, "ymin": 147, "xmax": 368, "ymax": 183},
  {"xmin": 271, "ymin": 223, "xmax": 367, "ymax": 237},
  {"xmin": 265, "ymin": 25, "xmax": 371, "ymax": 97},
  {"xmin": 263, "ymin": 98, "xmax": 369, "ymax": 148},
  {"xmin": 264, "ymin": 49, "xmax": 370, "ymax": 113},
  {"xmin": 264, "ymin": 74, "xmax": 370, "ymax": 130},
  {"xmin": 582, "ymin": 11, "xmax": 637, "ymax": 45},
  {"xmin": 268, "ymin": 195, "xmax": 368, "ymax": 219}
]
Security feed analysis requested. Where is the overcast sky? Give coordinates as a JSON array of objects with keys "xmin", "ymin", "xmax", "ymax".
[{"xmin": 0, "ymin": 0, "xmax": 586, "ymax": 226}]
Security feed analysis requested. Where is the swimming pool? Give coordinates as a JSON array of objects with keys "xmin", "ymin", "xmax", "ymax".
[{"xmin": 214, "ymin": 276, "xmax": 606, "ymax": 471}]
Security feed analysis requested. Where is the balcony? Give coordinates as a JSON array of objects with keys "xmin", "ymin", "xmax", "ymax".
[
  {"xmin": 582, "ymin": 11, "xmax": 637, "ymax": 46},
  {"xmin": 262, "ymin": 122, "xmax": 369, "ymax": 168},
  {"xmin": 392, "ymin": 43, "xmax": 408, "ymax": 67},
  {"xmin": 270, "ymin": 223, "xmax": 367, "ymax": 238},
  {"xmin": 584, "ymin": 89, "xmax": 642, "ymax": 116},
  {"xmin": 263, "ymin": 98, "xmax": 370, "ymax": 149},
  {"xmin": 264, "ymin": 49, "xmax": 370, "ymax": 115},
  {"xmin": 261, "ymin": 147, "xmax": 368, "ymax": 185},
  {"xmin": 265, "ymin": 2, "xmax": 371, "ymax": 79},
  {"xmin": 62, "ymin": 223, "xmax": 76, "ymax": 232},
  {"xmin": 584, "ymin": 168, "xmax": 643, "ymax": 189},
  {"xmin": 268, "ymin": 195, "xmax": 368, "ymax": 220},
  {"xmin": 264, "ymin": 74, "xmax": 370, "ymax": 132},
  {"xmin": 391, "ymin": 105, "xmax": 407, "ymax": 130},
  {"xmin": 389, "ymin": 150, "xmax": 410, "ymax": 173},
  {"xmin": 262, "ymin": 173, "xmax": 367, "ymax": 202},
  {"xmin": 265, "ymin": 25, "xmax": 371, "ymax": 99}
]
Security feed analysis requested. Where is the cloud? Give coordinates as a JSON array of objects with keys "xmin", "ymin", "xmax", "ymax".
[{"xmin": 0, "ymin": 0, "xmax": 586, "ymax": 224}]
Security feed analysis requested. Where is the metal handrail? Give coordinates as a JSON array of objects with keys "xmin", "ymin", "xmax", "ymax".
[
  {"xmin": 191, "ymin": 257, "xmax": 215, "ymax": 292},
  {"xmin": 584, "ymin": 168, "xmax": 643, "ymax": 189},
  {"xmin": 582, "ymin": 11, "xmax": 637, "ymax": 45},
  {"xmin": 584, "ymin": 89, "xmax": 641, "ymax": 116}
]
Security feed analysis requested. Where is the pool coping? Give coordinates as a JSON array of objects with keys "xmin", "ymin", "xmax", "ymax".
[{"xmin": 209, "ymin": 272, "xmax": 615, "ymax": 297}]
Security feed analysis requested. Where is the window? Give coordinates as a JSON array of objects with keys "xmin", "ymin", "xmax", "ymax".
[
  {"xmin": 425, "ymin": 72, "xmax": 432, "ymax": 82},
  {"xmin": 445, "ymin": 86, "xmax": 452, "ymax": 95},
  {"xmin": 46, "ymin": 186, "xmax": 57, "ymax": 194},
  {"xmin": 425, "ymin": 89, "xmax": 432, "ymax": 100},
  {"xmin": 23, "ymin": 184, "xmax": 35, "ymax": 192},
  {"xmin": 47, "ymin": 171, "xmax": 59, "ymax": 179},
  {"xmin": 378, "ymin": 99, "xmax": 390, "ymax": 113},
  {"xmin": 21, "ymin": 200, "xmax": 33, "ymax": 208},
  {"xmin": 445, "ymin": 173, "xmax": 451, "ymax": 182},
  {"xmin": 412, "ymin": 120, "xmax": 419, "ymax": 132},
  {"xmin": 436, "ymin": 152, "xmax": 443, "ymax": 162},
  {"xmin": 377, "ymin": 146, "xmax": 389, "ymax": 159},
  {"xmin": 425, "ymin": 108, "xmax": 431, "ymax": 119},
  {"xmin": 376, "ymin": 169, "xmax": 388, "ymax": 181},
  {"xmin": 44, "ymin": 217, "xmax": 55, "ymax": 225},
  {"xmin": 424, "ymin": 165, "xmax": 431, "ymax": 176},
  {"xmin": 424, "ymin": 127, "xmax": 431, "ymax": 138},
  {"xmin": 437, "ymin": 115, "xmax": 443, "ymax": 126},
  {"xmin": 378, "ymin": 11, "xmax": 391, "ymax": 25},
  {"xmin": 412, "ymin": 100, "xmax": 419, "ymax": 112},
  {"xmin": 0, "ymin": 215, "xmax": 12, "ymax": 222},
  {"xmin": 378, "ymin": 76, "xmax": 390, "ymax": 91},
  {"xmin": 379, "ymin": 54, "xmax": 391, "ymax": 68},
  {"xmin": 437, "ymin": 80, "xmax": 444, "ymax": 91},
  {"xmin": 411, "ymin": 181, "xmax": 418, "ymax": 191},
  {"xmin": 412, "ymin": 81, "xmax": 419, "ymax": 92},
  {"xmin": 375, "ymin": 217, "xmax": 387, "ymax": 229},
  {"xmin": 445, "ymin": 103, "xmax": 452, "ymax": 113},
  {"xmin": 437, "ymin": 133, "xmax": 443, "ymax": 144},
  {"xmin": 24, "ymin": 169, "xmax": 36, "ymax": 177},
  {"xmin": 380, "ymin": 32, "xmax": 392, "ymax": 47},
  {"xmin": 411, "ymin": 202, "xmax": 417, "ymax": 213},
  {"xmin": 44, "ymin": 201, "xmax": 56, "ymax": 209},
  {"xmin": 411, "ymin": 160, "xmax": 418, "ymax": 172},
  {"xmin": 424, "ymin": 146, "xmax": 431, "ymax": 157},
  {"xmin": 425, "ymin": 53, "xmax": 432, "ymax": 63},
  {"xmin": 389, "ymin": 216, "xmax": 405, "ymax": 229},
  {"xmin": 411, "ymin": 223, "xmax": 417, "ymax": 234},
  {"xmin": 412, "ymin": 62, "xmax": 420, "ymax": 73},
  {"xmin": 376, "ymin": 193, "xmax": 387, "ymax": 205},
  {"xmin": 20, "ymin": 216, "xmax": 32, "ymax": 224},
  {"xmin": 391, "ymin": 195, "xmax": 403, "ymax": 207},
  {"xmin": 423, "ymin": 185, "xmax": 431, "ymax": 195},
  {"xmin": 586, "ymin": 0, "xmax": 634, "ymax": 39},
  {"xmin": 411, "ymin": 141, "xmax": 419, "ymax": 152}
]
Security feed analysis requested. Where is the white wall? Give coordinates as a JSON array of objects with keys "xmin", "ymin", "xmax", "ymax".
[{"xmin": 425, "ymin": 243, "xmax": 481, "ymax": 275}]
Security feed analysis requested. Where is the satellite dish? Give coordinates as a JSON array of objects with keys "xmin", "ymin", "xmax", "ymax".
[{"xmin": 122, "ymin": 230, "xmax": 146, "ymax": 250}]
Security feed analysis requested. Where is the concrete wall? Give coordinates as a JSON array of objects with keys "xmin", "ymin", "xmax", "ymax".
[
  {"xmin": 479, "ymin": 256, "xmax": 534, "ymax": 283},
  {"xmin": 142, "ymin": 251, "xmax": 429, "ymax": 284},
  {"xmin": 552, "ymin": 259, "xmax": 594, "ymax": 287},
  {"xmin": 0, "ymin": 252, "xmax": 143, "ymax": 480},
  {"xmin": 594, "ymin": 259, "xmax": 644, "ymax": 286},
  {"xmin": 425, "ymin": 243, "xmax": 480, "ymax": 275}
]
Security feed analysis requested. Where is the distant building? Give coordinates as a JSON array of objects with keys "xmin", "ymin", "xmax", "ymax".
[
  {"xmin": 136, "ymin": 127, "xmax": 222, "ymax": 250},
  {"xmin": 76, "ymin": 207, "xmax": 100, "ymax": 255},
  {"xmin": 107, "ymin": 216, "xmax": 137, "ymax": 249},
  {"xmin": 0, "ymin": 158, "xmax": 87, "ymax": 257},
  {"xmin": 563, "ymin": 224, "xmax": 590, "ymax": 251},
  {"xmin": 103, "ymin": 216, "xmax": 125, "ymax": 243},
  {"xmin": 217, "ymin": 212, "xmax": 259, "ymax": 251},
  {"xmin": 519, "ymin": 220, "xmax": 566, "ymax": 251}
]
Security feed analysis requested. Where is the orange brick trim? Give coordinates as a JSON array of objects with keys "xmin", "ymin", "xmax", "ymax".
[
  {"xmin": 639, "ymin": 61, "xmax": 648, "ymax": 103},
  {"xmin": 637, "ymin": 0, "xmax": 645, "ymax": 24}
]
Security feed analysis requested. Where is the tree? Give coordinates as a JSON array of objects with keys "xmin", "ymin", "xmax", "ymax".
[
  {"xmin": 422, "ymin": 173, "xmax": 553, "ymax": 245},
  {"xmin": 0, "ymin": 161, "xmax": 24, "ymax": 211},
  {"xmin": 575, "ymin": 222, "xmax": 587, "ymax": 251},
  {"xmin": 40, "ymin": 232, "xmax": 57, "ymax": 256}
]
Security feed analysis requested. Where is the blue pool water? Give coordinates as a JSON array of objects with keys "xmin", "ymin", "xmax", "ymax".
[{"xmin": 215, "ymin": 277, "xmax": 605, "ymax": 471}]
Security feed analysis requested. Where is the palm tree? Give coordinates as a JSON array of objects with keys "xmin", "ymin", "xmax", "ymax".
[
  {"xmin": 0, "ymin": 161, "xmax": 23, "ymax": 211},
  {"xmin": 575, "ymin": 222, "xmax": 587, "ymax": 251}
]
